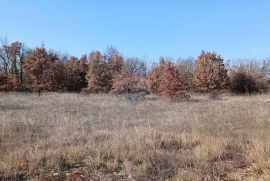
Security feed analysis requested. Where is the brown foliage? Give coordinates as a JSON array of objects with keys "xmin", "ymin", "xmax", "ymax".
[
  {"xmin": 52, "ymin": 60, "xmax": 68, "ymax": 91},
  {"xmin": 86, "ymin": 51, "xmax": 110, "ymax": 93},
  {"xmin": 4, "ymin": 41, "xmax": 22, "ymax": 75},
  {"xmin": 110, "ymin": 57, "xmax": 147, "ymax": 95},
  {"xmin": 107, "ymin": 54, "xmax": 124, "ymax": 90},
  {"xmin": 158, "ymin": 62, "xmax": 185, "ymax": 99},
  {"xmin": 8, "ymin": 74, "xmax": 21, "ymax": 90},
  {"xmin": 105, "ymin": 47, "xmax": 123, "ymax": 75},
  {"xmin": 0, "ymin": 74, "xmax": 20, "ymax": 91},
  {"xmin": 0, "ymin": 40, "xmax": 26, "ymax": 85},
  {"xmin": 0, "ymin": 73, "xmax": 8, "ymax": 91},
  {"xmin": 148, "ymin": 57, "xmax": 185, "ymax": 99},
  {"xmin": 110, "ymin": 73, "xmax": 149, "ymax": 95},
  {"xmin": 66, "ymin": 56, "xmax": 81, "ymax": 91},
  {"xmin": 148, "ymin": 57, "xmax": 166, "ymax": 94},
  {"xmin": 66, "ymin": 55, "xmax": 88, "ymax": 91},
  {"xmin": 79, "ymin": 55, "xmax": 88, "ymax": 75},
  {"xmin": 193, "ymin": 51, "xmax": 229, "ymax": 92},
  {"xmin": 23, "ymin": 47, "xmax": 58, "ymax": 94}
]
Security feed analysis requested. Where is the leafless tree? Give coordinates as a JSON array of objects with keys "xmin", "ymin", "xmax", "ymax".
[
  {"xmin": 262, "ymin": 59, "xmax": 270, "ymax": 80},
  {"xmin": 0, "ymin": 37, "xmax": 10, "ymax": 74},
  {"xmin": 0, "ymin": 37, "xmax": 28, "ymax": 84},
  {"xmin": 123, "ymin": 57, "xmax": 147, "ymax": 76}
]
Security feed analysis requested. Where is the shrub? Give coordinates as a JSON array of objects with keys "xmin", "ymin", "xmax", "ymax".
[
  {"xmin": 229, "ymin": 62, "xmax": 270, "ymax": 94},
  {"xmin": 110, "ymin": 56, "xmax": 149, "ymax": 95},
  {"xmin": 0, "ymin": 74, "xmax": 21, "ymax": 91},
  {"xmin": 7, "ymin": 74, "xmax": 21, "ymax": 90},
  {"xmin": 0, "ymin": 73, "xmax": 8, "ymax": 91},
  {"xmin": 230, "ymin": 71, "xmax": 259, "ymax": 94},
  {"xmin": 193, "ymin": 51, "xmax": 229, "ymax": 92},
  {"xmin": 110, "ymin": 73, "xmax": 149, "ymax": 95},
  {"xmin": 176, "ymin": 57, "xmax": 195, "ymax": 91}
]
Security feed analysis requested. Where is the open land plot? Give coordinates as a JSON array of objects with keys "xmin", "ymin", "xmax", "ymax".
[{"xmin": 0, "ymin": 93, "xmax": 270, "ymax": 180}]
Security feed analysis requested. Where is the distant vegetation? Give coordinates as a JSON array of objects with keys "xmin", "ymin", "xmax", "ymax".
[
  {"xmin": 1, "ymin": 37, "xmax": 270, "ymax": 180},
  {"xmin": 0, "ymin": 38, "xmax": 270, "ymax": 99}
]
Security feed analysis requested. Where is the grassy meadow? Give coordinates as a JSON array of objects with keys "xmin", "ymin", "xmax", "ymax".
[{"xmin": 0, "ymin": 92, "xmax": 270, "ymax": 180}]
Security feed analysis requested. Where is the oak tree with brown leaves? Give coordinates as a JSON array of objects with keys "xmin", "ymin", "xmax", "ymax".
[
  {"xmin": 106, "ymin": 52, "xmax": 124, "ymax": 90},
  {"xmin": 158, "ymin": 61, "xmax": 185, "ymax": 99},
  {"xmin": 86, "ymin": 51, "xmax": 109, "ymax": 93},
  {"xmin": 23, "ymin": 47, "xmax": 58, "ymax": 95},
  {"xmin": 193, "ymin": 51, "xmax": 229, "ymax": 92},
  {"xmin": 0, "ymin": 73, "xmax": 20, "ymax": 91},
  {"xmin": 148, "ymin": 57, "xmax": 166, "ymax": 94}
]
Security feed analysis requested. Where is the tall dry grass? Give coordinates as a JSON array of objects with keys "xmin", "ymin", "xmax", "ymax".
[{"xmin": 0, "ymin": 92, "xmax": 270, "ymax": 180}]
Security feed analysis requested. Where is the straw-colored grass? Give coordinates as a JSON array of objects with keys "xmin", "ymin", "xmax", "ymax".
[{"xmin": 0, "ymin": 92, "xmax": 270, "ymax": 180}]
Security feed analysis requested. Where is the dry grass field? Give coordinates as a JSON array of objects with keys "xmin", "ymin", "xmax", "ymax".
[{"xmin": 0, "ymin": 93, "xmax": 270, "ymax": 180}]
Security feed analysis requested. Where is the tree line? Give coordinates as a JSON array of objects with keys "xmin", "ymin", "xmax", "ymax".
[{"xmin": 0, "ymin": 39, "xmax": 270, "ymax": 99}]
